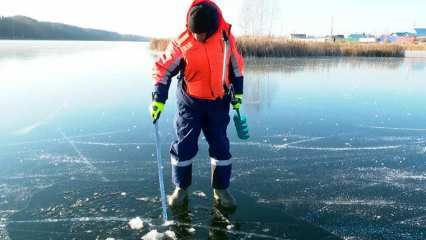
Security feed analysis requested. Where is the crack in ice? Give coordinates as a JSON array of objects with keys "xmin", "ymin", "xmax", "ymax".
[{"xmin": 58, "ymin": 129, "xmax": 109, "ymax": 182}]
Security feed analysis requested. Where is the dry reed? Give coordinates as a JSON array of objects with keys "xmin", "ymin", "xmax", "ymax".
[
  {"xmin": 150, "ymin": 36, "xmax": 411, "ymax": 58},
  {"xmin": 149, "ymin": 38, "xmax": 170, "ymax": 53},
  {"xmin": 399, "ymin": 42, "xmax": 426, "ymax": 51}
]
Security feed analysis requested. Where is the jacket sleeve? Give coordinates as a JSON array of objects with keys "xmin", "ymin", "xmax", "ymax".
[
  {"xmin": 228, "ymin": 32, "xmax": 244, "ymax": 95},
  {"xmin": 152, "ymin": 40, "xmax": 183, "ymax": 103}
]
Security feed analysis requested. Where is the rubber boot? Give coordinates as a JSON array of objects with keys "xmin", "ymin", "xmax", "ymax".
[
  {"xmin": 213, "ymin": 188, "xmax": 236, "ymax": 209},
  {"xmin": 167, "ymin": 187, "xmax": 188, "ymax": 208}
]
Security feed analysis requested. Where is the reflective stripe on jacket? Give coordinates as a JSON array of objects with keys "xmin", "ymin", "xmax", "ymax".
[{"xmin": 152, "ymin": 0, "xmax": 244, "ymax": 103}]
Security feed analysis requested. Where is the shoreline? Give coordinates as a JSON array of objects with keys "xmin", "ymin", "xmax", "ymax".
[
  {"xmin": 150, "ymin": 37, "xmax": 426, "ymax": 58},
  {"xmin": 1, "ymin": 39, "xmax": 425, "ymax": 58},
  {"xmin": 0, "ymin": 39, "xmax": 149, "ymax": 43}
]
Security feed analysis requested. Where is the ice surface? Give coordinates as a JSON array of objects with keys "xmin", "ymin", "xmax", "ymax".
[
  {"xmin": 286, "ymin": 145, "xmax": 402, "ymax": 151},
  {"xmin": 0, "ymin": 216, "xmax": 10, "ymax": 240},
  {"xmin": 12, "ymin": 104, "xmax": 65, "ymax": 136},
  {"xmin": 2, "ymin": 49, "xmax": 426, "ymax": 240},
  {"xmin": 3, "ymin": 129, "xmax": 131, "ymax": 147},
  {"xmin": 58, "ymin": 128, "xmax": 109, "ymax": 182},
  {"xmin": 231, "ymin": 138, "xmax": 403, "ymax": 152},
  {"xmin": 72, "ymin": 141, "xmax": 152, "ymax": 147}
]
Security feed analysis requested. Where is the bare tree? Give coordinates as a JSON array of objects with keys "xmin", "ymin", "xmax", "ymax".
[{"xmin": 239, "ymin": 0, "xmax": 281, "ymax": 36}]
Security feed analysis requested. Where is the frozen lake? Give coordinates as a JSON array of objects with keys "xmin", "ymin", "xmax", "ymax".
[{"xmin": 1, "ymin": 41, "xmax": 426, "ymax": 240}]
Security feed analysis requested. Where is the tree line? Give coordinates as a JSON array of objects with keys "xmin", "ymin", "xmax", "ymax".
[{"xmin": 0, "ymin": 15, "xmax": 147, "ymax": 41}]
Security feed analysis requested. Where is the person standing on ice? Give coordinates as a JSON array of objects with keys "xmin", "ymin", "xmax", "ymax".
[{"xmin": 149, "ymin": 0, "xmax": 244, "ymax": 208}]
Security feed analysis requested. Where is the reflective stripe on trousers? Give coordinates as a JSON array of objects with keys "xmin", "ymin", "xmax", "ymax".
[{"xmin": 171, "ymin": 156, "xmax": 232, "ymax": 189}]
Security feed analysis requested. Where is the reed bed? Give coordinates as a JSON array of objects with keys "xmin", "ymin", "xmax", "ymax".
[
  {"xmin": 237, "ymin": 37, "xmax": 342, "ymax": 57},
  {"xmin": 399, "ymin": 42, "xmax": 426, "ymax": 51},
  {"xmin": 338, "ymin": 42, "xmax": 405, "ymax": 57},
  {"xmin": 149, "ymin": 38, "xmax": 170, "ymax": 53},
  {"xmin": 150, "ymin": 36, "xmax": 409, "ymax": 57}
]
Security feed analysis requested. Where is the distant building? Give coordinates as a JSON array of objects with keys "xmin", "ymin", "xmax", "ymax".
[
  {"xmin": 290, "ymin": 34, "xmax": 307, "ymax": 40},
  {"xmin": 347, "ymin": 33, "xmax": 377, "ymax": 43},
  {"xmin": 347, "ymin": 34, "xmax": 365, "ymax": 41},
  {"xmin": 379, "ymin": 32, "xmax": 416, "ymax": 43},
  {"xmin": 324, "ymin": 35, "xmax": 345, "ymax": 42},
  {"xmin": 394, "ymin": 32, "xmax": 416, "ymax": 43},
  {"xmin": 415, "ymin": 28, "xmax": 426, "ymax": 38}
]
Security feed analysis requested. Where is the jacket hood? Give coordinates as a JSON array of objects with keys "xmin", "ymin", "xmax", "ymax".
[{"xmin": 186, "ymin": 0, "xmax": 227, "ymax": 35}]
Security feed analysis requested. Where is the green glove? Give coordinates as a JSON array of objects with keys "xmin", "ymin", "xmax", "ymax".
[
  {"xmin": 149, "ymin": 101, "xmax": 165, "ymax": 123},
  {"xmin": 231, "ymin": 94, "xmax": 243, "ymax": 110}
]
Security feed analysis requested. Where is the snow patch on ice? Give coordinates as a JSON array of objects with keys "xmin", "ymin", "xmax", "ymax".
[
  {"xmin": 141, "ymin": 230, "xmax": 177, "ymax": 240},
  {"xmin": 128, "ymin": 217, "xmax": 144, "ymax": 230},
  {"xmin": 256, "ymin": 198, "xmax": 271, "ymax": 204},
  {"xmin": 164, "ymin": 230, "xmax": 176, "ymax": 239},
  {"xmin": 193, "ymin": 191, "xmax": 207, "ymax": 198},
  {"xmin": 8, "ymin": 216, "xmax": 129, "ymax": 224},
  {"xmin": 231, "ymin": 141, "xmax": 272, "ymax": 149},
  {"xmin": 386, "ymin": 170, "xmax": 426, "ymax": 181},
  {"xmin": 136, "ymin": 197, "xmax": 157, "ymax": 203},
  {"xmin": 38, "ymin": 153, "xmax": 86, "ymax": 164},
  {"xmin": 141, "ymin": 230, "xmax": 163, "ymax": 240},
  {"xmin": 323, "ymin": 199, "xmax": 395, "ymax": 206},
  {"xmin": 162, "ymin": 220, "xmax": 174, "ymax": 226},
  {"xmin": 274, "ymin": 137, "xmax": 325, "ymax": 149},
  {"xmin": 226, "ymin": 224, "xmax": 234, "ymax": 230},
  {"xmin": 363, "ymin": 125, "xmax": 426, "ymax": 132}
]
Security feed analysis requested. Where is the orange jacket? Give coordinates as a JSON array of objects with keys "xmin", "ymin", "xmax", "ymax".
[{"xmin": 152, "ymin": 0, "xmax": 244, "ymax": 103}]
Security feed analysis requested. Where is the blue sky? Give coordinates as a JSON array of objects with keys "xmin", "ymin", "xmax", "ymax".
[
  {"xmin": 282, "ymin": 0, "xmax": 425, "ymax": 35},
  {"xmin": 1, "ymin": 0, "xmax": 425, "ymax": 37}
]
